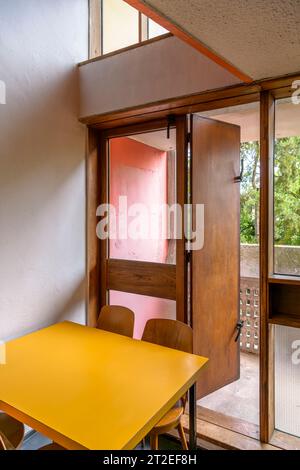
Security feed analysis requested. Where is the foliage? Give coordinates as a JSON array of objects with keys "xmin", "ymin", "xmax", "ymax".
[{"xmin": 240, "ymin": 137, "xmax": 300, "ymax": 246}]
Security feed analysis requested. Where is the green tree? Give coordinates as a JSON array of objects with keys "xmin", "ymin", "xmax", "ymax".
[
  {"xmin": 274, "ymin": 136, "xmax": 300, "ymax": 246},
  {"xmin": 240, "ymin": 141, "xmax": 260, "ymax": 244},
  {"xmin": 240, "ymin": 136, "xmax": 300, "ymax": 246}
]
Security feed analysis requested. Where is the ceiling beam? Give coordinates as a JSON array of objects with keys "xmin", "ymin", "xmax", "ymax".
[{"xmin": 124, "ymin": 0, "xmax": 253, "ymax": 84}]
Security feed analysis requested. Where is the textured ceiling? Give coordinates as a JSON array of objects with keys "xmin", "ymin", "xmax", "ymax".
[{"xmin": 143, "ymin": 0, "xmax": 300, "ymax": 80}]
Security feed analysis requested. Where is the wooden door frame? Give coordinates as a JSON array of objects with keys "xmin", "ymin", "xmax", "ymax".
[
  {"xmin": 85, "ymin": 75, "xmax": 300, "ymax": 449},
  {"xmin": 86, "ymin": 117, "xmax": 188, "ymax": 328}
]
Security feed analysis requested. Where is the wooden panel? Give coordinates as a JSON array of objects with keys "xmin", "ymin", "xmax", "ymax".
[
  {"xmin": 269, "ymin": 283, "xmax": 300, "ymax": 324},
  {"xmin": 102, "ymin": 118, "xmax": 169, "ymax": 139},
  {"xmin": 180, "ymin": 414, "xmax": 280, "ymax": 450},
  {"xmin": 269, "ymin": 275, "xmax": 300, "ymax": 286},
  {"xmin": 270, "ymin": 430, "xmax": 300, "ymax": 451},
  {"xmin": 259, "ymin": 90, "xmax": 275, "ymax": 442},
  {"xmin": 197, "ymin": 406, "xmax": 260, "ymax": 440},
  {"xmin": 89, "ymin": 0, "xmax": 102, "ymax": 59},
  {"xmin": 99, "ymin": 134, "xmax": 108, "ymax": 310},
  {"xmin": 176, "ymin": 115, "xmax": 188, "ymax": 323},
  {"xmin": 191, "ymin": 115, "xmax": 240, "ymax": 399},
  {"xmin": 107, "ymin": 259, "xmax": 176, "ymax": 300},
  {"xmin": 87, "ymin": 128, "xmax": 101, "ymax": 327}
]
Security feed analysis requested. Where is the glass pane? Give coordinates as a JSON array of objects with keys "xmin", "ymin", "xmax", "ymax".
[
  {"xmin": 274, "ymin": 98, "xmax": 300, "ymax": 276},
  {"xmin": 109, "ymin": 291, "xmax": 176, "ymax": 338},
  {"xmin": 275, "ymin": 325, "xmax": 300, "ymax": 437},
  {"xmin": 108, "ymin": 129, "xmax": 176, "ymax": 264},
  {"xmin": 102, "ymin": 0, "xmax": 139, "ymax": 54},
  {"xmin": 148, "ymin": 18, "xmax": 168, "ymax": 39}
]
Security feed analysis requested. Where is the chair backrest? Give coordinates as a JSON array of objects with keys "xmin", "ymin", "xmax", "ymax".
[
  {"xmin": 0, "ymin": 430, "xmax": 14, "ymax": 450},
  {"xmin": 97, "ymin": 305, "xmax": 135, "ymax": 338},
  {"xmin": 141, "ymin": 318, "xmax": 193, "ymax": 353}
]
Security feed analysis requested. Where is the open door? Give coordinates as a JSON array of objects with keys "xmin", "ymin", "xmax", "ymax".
[{"xmin": 191, "ymin": 115, "xmax": 240, "ymax": 399}]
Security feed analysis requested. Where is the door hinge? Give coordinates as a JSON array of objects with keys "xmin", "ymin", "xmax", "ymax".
[
  {"xmin": 167, "ymin": 114, "xmax": 176, "ymax": 139},
  {"xmin": 186, "ymin": 251, "xmax": 192, "ymax": 263},
  {"xmin": 187, "ymin": 132, "xmax": 191, "ymax": 144},
  {"xmin": 235, "ymin": 320, "xmax": 244, "ymax": 342}
]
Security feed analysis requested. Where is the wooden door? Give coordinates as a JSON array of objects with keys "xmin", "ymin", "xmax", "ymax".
[{"xmin": 191, "ymin": 115, "xmax": 240, "ymax": 399}]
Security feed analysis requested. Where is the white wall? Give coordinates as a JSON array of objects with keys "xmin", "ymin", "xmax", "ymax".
[
  {"xmin": 79, "ymin": 35, "xmax": 241, "ymax": 119},
  {"xmin": 0, "ymin": 0, "xmax": 88, "ymax": 340}
]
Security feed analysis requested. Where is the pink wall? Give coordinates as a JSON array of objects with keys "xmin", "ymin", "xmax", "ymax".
[{"xmin": 109, "ymin": 137, "xmax": 176, "ymax": 337}]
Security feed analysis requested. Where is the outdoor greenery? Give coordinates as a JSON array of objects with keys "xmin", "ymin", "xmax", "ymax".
[{"xmin": 240, "ymin": 136, "xmax": 300, "ymax": 246}]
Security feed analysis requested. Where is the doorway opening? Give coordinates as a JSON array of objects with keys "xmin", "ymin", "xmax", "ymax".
[
  {"xmin": 196, "ymin": 102, "xmax": 261, "ymax": 432},
  {"xmin": 106, "ymin": 127, "xmax": 178, "ymax": 338}
]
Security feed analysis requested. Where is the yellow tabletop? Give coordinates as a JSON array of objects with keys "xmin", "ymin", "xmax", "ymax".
[{"xmin": 0, "ymin": 321, "xmax": 208, "ymax": 450}]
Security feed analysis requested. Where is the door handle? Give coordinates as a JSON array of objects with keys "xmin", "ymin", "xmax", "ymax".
[{"xmin": 235, "ymin": 320, "xmax": 244, "ymax": 342}]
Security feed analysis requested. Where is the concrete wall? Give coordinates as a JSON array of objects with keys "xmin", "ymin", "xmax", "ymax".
[
  {"xmin": 79, "ymin": 35, "xmax": 241, "ymax": 118},
  {"xmin": 0, "ymin": 0, "xmax": 88, "ymax": 340},
  {"xmin": 241, "ymin": 244, "xmax": 300, "ymax": 278}
]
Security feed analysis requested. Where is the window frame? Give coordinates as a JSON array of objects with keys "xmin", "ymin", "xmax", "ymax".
[{"xmin": 89, "ymin": 0, "xmax": 168, "ymax": 59}]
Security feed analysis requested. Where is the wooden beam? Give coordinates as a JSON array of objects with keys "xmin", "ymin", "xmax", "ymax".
[
  {"xmin": 259, "ymin": 90, "xmax": 275, "ymax": 443},
  {"xmin": 99, "ymin": 134, "xmax": 108, "ymax": 311},
  {"xmin": 86, "ymin": 128, "xmax": 101, "ymax": 327},
  {"xmin": 124, "ymin": 0, "xmax": 252, "ymax": 83},
  {"xmin": 107, "ymin": 259, "xmax": 176, "ymax": 300},
  {"xmin": 179, "ymin": 414, "xmax": 280, "ymax": 450},
  {"xmin": 176, "ymin": 116, "xmax": 188, "ymax": 323}
]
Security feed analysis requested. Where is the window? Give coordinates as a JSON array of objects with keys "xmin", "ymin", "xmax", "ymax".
[
  {"xmin": 148, "ymin": 18, "xmax": 168, "ymax": 39},
  {"xmin": 274, "ymin": 97, "xmax": 300, "ymax": 276},
  {"xmin": 90, "ymin": 0, "xmax": 170, "ymax": 58},
  {"xmin": 102, "ymin": 0, "xmax": 139, "ymax": 54}
]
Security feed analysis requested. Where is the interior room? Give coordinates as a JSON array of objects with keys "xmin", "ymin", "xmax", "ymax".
[{"xmin": 0, "ymin": 0, "xmax": 300, "ymax": 455}]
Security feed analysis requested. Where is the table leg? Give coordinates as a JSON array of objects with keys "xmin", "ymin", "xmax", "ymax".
[{"xmin": 189, "ymin": 383, "xmax": 197, "ymax": 450}]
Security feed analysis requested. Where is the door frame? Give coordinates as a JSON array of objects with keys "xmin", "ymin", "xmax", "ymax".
[{"xmin": 86, "ymin": 116, "xmax": 188, "ymax": 328}]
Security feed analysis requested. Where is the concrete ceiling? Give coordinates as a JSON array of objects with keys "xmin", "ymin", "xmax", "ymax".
[
  {"xmin": 129, "ymin": 129, "xmax": 176, "ymax": 151},
  {"xmin": 200, "ymin": 98, "xmax": 300, "ymax": 142},
  {"xmin": 130, "ymin": 100, "xmax": 300, "ymax": 147},
  {"xmin": 140, "ymin": 0, "xmax": 300, "ymax": 80}
]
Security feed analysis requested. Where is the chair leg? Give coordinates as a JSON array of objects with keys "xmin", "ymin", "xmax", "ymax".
[
  {"xmin": 150, "ymin": 433, "xmax": 159, "ymax": 450},
  {"xmin": 177, "ymin": 421, "xmax": 188, "ymax": 450}
]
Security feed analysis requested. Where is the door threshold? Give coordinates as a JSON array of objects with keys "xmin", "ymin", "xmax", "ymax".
[
  {"xmin": 179, "ymin": 414, "xmax": 280, "ymax": 450},
  {"xmin": 197, "ymin": 405, "xmax": 260, "ymax": 440}
]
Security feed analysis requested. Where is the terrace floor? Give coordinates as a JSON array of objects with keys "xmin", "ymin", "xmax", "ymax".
[{"xmin": 198, "ymin": 352, "xmax": 259, "ymax": 426}]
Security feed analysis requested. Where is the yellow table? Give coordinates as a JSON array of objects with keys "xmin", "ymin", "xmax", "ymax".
[{"xmin": 0, "ymin": 321, "xmax": 208, "ymax": 450}]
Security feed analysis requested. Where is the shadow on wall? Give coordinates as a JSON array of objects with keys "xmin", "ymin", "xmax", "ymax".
[{"xmin": 0, "ymin": 58, "xmax": 87, "ymax": 338}]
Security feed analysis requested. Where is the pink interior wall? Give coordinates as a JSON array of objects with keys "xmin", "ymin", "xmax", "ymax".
[{"xmin": 109, "ymin": 137, "xmax": 176, "ymax": 338}]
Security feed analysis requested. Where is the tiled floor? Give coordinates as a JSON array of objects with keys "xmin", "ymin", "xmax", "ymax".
[
  {"xmin": 199, "ymin": 352, "xmax": 259, "ymax": 425},
  {"xmin": 22, "ymin": 432, "xmax": 182, "ymax": 450}
]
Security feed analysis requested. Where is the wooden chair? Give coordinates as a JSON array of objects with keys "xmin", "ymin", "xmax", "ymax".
[
  {"xmin": 97, "ymin": 305, "xmax": 135, "ymax": 338},
  {"xmin": 0, "ymin": 412, "xmax": 65, "ymax": 451},
  {"xmin": 0, "ymin": 413, "xmax": 24, "ymax": 450},
  {"xmin": 141, "ymin": 318, "xmax": 193, "ymax": 450}
]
